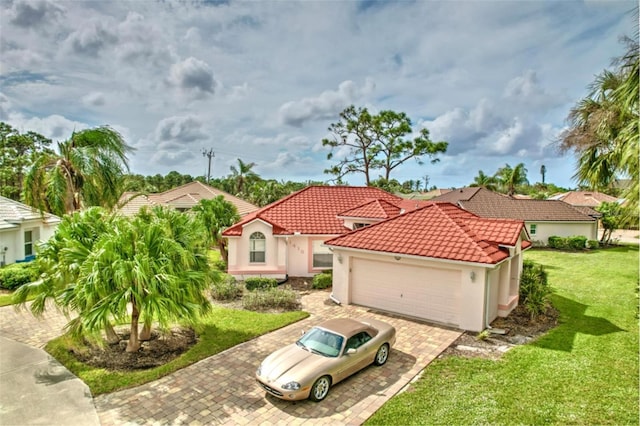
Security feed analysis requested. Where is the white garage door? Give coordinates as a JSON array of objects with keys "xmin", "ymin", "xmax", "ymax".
[{"xmin": 351, "ymin": 258, "xmax": 461, "ymax": 326}]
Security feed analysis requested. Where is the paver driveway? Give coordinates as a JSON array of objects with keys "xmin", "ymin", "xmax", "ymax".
[
  {"xmin": 1, "ymin": 290, "xmax": 461, "ymax": 425},
  {"xmin": 96, "ymin": 290, "xmax": 460, "ymax": 425}
]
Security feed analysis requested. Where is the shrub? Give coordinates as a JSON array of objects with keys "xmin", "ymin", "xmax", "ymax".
[
  {"xmin": 586, "ymin": 239, "xmax": 600, "ymax": 249},
  {"xmin": 0, "ymin": 263, "xmax": 39, "ymax": 290},
  {"xmin": 312, "ymin": 273, "xmax": 332, "ymax": 289},
  {"xmin": 567, "ymin": 236, "xmax": 587, "ymax": 250},
  {"xmin": 210, "ymin": 275, "xmax": 242, "ymax": 301},
  {"xmin": 244, "ymin": 277, "xmax": 278, "ymax": 291},
  {"xmin": 213, "ymin": 258, "xmax": 227, "ymax": 272},
  {"xmin": 519, "ymin": 260, "xmax": 551, "ymax": 319},
  {"xmin": 547, "ymin": 236, "xmax": 566, "ymax": 249},
  {"xmin": 242, "ymin": 286, "xmax": 299, "ymax": 311}
]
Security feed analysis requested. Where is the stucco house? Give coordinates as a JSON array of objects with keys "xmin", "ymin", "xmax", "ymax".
[
  {"xmin": 222, "ymin": 186, "xmax": 422, "ymax": 279},
  {"xmin": 117, "ymin": 181, "xmax": 258, "ymax": 217},
  {"xmin": 549, "ymin": 190, "xmax": 620, "ymax": 217},
  {"xmin": 326, "ymin": 202, "xmax": 530, "ymax": 332},
  {"xmin": 223, "ymin": 186, "xmax": 530, "ymax": 331},
  {"xmin": 0, "ymin": 196, "xmax": 61, "ymax": 266},
  {"xmin": 431, "ymin": 187, "xmax": 598, "ymax": 246}
]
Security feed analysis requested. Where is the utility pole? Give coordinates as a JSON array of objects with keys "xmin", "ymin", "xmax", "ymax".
[{"xmin": 202, "ymin": 148, "xmax": 215, "ymax": 184}]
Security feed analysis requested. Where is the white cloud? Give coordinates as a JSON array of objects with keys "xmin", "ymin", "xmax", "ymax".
[
  {"xmin": 279, "ymin": 79, "xmax": 376, "ymax": 127},
  {"xmin": 155, "ymin": 115, "xmax": 207, "ymax": 143},
  {"xmin": 82, "ymin": 92, "xmax": 106, "ymax": 107},
  {"xmin": 167, "ymin": 57, "xmax": 217, "ymax": 98},
  {"xmin": 7, "ymin": 0, "xmax": 63, "ymax": 28}
]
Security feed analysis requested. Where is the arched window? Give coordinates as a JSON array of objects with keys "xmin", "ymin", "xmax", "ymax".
[{"xmin": 249, "ymin": 232, "xmax": 266, "ymax": 263}]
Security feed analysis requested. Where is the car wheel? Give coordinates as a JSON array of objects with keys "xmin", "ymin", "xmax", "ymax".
[
  {"xmin": 373, "ymin": 343, "xmax": 389, "ymax": 366},
  {"xmin": 309, "ymin": 375, "xmax": 331, "ymax": 402}
]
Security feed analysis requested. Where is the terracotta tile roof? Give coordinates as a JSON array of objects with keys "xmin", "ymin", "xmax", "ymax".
[
  {"xmin": 431, "ymin": 187, "xmax": 595, "ymax": 222},
  {"xmin": 338, "ymin": 199, "xmax": 403, "ymax": 220},
  {"xmin": 326, "ymin": 203, "xmax": 527, "ymax": 265},
  {"xmin": 223, "ymin": 186, "xmax": 405, "ymax": 237},
  {"xmin": 551, "ymin": 191, "xmax": 618, "ymax": 207},
  {"xmin": 117, "ymin": 181, "xmax": 258, "ymax": 217}
]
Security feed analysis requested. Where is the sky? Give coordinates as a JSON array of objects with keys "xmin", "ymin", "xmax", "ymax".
[{"xmin": 0, "ymin": 0, "xmax": 635, "ymax": 190}]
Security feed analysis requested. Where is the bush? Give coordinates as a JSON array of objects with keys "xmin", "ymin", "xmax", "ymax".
[
  {"xmin": 0, "ymin": 263, "xmax": 39, "ymax": 290},
  {"xmin": 312, "ymin": 273, "xmax": 332, "ymax": 289},
  {"xmin": 586, "ymin": 239, "xmax": 600, "ymax": 249},
  {"xmin": 213, "ymin": 258, "xmax": 227, "ymax": 272},
  {"xmin": 242, "ymin": 286, "xmax": 299, "ymax": 311},
  {"xmin": 568, "ymin": 236, "xmax": 587, "ymax": 250},
  {"xmin": 210, "ymin": 275, "xmax": 242, "ymax": 301},
  {"xmin": 547, "ymin": 236, "xmax": 566, "ymax": 249},
  {"xmin": 244, "ymin": 277, "xmax": 278, "ymax": 291},
  {"xmin": 519, "ymin": 260, "xmax": 551, "ymax": 319}
]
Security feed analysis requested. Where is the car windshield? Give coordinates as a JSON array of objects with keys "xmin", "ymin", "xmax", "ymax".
[{"xmin": 297, "ymin": 327, "xmax": 344, "ymax": 358}]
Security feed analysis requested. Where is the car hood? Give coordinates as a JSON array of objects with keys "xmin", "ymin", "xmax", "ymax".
[{"xmin": 259, "ymin": 344, "xmax": 329, "ymax": 384}]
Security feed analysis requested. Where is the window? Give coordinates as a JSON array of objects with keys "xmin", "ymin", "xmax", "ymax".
[
  {"xmin": 345, "ymin": 331, "xmax": 372, "ymax": 351},
  {"xmin": 249, "ymin": 232, "xmax": 266, "ymax": 263},
  {"xmin": 530, "ymin": 224, "xmax": 537, "ymax": 235},
  {"xmin": 312, "ymin": 240, "xmax": 333, "ymax": 269},
  {"xmin": 24, "ymin": 230, "xmax": 33, "ymax": 257}
]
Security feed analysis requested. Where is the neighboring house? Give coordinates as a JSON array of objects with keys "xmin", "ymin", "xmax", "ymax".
[
  {"xmin": 326, "ymin": 203, "xmax": 530, "ymax": 332},
  {"xmin": 0, "ymin": 196, "xmax": 61, "ymax": 266},
  {"xmin": 550, "ymin": 191, "xmax": 619, "ymax": 217},
  {"xmin": 117, "ymin": 181, "xmax": 259, "ymax": 217},
  {"xmin": 222, "ymin": 186, "xmax": 426, "ymax": 279},
  {"xmin": 431, "ymin": 187, "xmax": 598, "ymax": 245}
]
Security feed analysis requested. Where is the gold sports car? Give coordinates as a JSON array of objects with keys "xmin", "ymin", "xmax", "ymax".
[{"xmin": 256, "ymin": 317, "xmax": 396, "ymax": 402}]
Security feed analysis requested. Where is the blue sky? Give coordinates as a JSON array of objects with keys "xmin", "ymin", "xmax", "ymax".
[{"xmin": 0, "ymin": 0, "xmax": 634, "ymax": 189}]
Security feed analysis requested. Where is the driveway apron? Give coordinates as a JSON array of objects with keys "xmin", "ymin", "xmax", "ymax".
[{"xmin": 95, "ymin": 291, "xmax": 460, "ymax": 425}]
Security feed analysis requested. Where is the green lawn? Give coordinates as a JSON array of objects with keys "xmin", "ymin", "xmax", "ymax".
[
  {"xmin": 46, "ymin": 306, "xmax": 308, "ymax": 395},
  {"xmin": 368, "ymin": 246, "xmax": 639, "ymax": 425}
]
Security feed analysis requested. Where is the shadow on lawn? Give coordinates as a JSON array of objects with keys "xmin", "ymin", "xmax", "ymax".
[{"xmin": 531, "ymin": 295, "xmax": 626, "ymax": 352}]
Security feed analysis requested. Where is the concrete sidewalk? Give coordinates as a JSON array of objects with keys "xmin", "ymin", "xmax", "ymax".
[{"xmin": 0, "ymin": 336, "xmax": 100, "ymax": 426}]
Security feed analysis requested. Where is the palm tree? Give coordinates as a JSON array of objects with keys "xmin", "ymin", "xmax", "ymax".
[
  {"xmin": 540, "ymin": 165, "xmax": 547, "ymax": 184},
  {"xmin": 229, "ymin": 158, "xmax": 258, "ymax": 195},
  {"xmin": 192, "ymin": 196, "xmax": 240, "ymax": 263},
  {"xmin": 23, "ymin": 126, "xmax": 134, "ymax": 216},
  {"xmin": 560, "ymin": 36, "xmax": 638, "ymax": 221},
  {"xmin": 495, "ymin": 163, "xmax": 528, "ymax": 196},
  {"xmin": 15, "ymin": 206, "xmax": 213, "ymax": 353},
  {"xmin": 470, "ymin": 170, "xmax": 499, "ymax": 191}
]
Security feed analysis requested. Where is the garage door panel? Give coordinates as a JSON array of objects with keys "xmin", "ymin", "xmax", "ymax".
[{"xmin": 351, "ymin": 258, "xmax": 460, "ymax": 326}]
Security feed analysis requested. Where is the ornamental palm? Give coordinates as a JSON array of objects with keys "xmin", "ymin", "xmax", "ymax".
[
  {"xmin": 23, "ymin": 126, "xmax": 134, "ymax": 216},
  {"xmin": 495, "ymin": 163, "xmax": 529, "ymax": 196},
  {"xmin": 470, "ymin": 170, "xmax": 499, "ymax": 191},
  {"xmin": 230, "ymin": 158, "xmax": 258, "ymax": 195},
  {"xmin": 192, "ymin": 196, "xmax": 240, "ymax": 263}
]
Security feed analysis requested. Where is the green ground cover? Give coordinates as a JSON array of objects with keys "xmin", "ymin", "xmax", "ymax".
[{"xmin": 368, "ymin": 246, "xmax": 639, "ymax": 425}]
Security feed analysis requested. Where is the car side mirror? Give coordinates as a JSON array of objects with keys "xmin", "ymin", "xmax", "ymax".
[{"xmin": 346, "ymin": 348, "xmax": 357, "ymax": 355}]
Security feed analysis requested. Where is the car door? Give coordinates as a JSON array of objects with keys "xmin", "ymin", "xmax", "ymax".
[{"xmin": 335, "ymin": 331, "xmax": 373, "ymax": 382}]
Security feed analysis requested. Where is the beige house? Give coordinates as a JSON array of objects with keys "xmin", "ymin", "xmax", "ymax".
[
  {"xmin": 431, "ymin": 187, "xmax": 598, "ymax": 246},
  {"xmin": 117, "ymin": 181, "xmax": 258, "ymax": 217},
  {"xmin": 223, "ymin": 186, "xmax": 530, "ymax": 331},
  {"xmin": 0, "ymin": 196, "xmax": 60, "ymax": 266}
]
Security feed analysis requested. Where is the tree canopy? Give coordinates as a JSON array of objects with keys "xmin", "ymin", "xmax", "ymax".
[
  {"xmin": 0, "ymin": 122, "xmax": 53, "ymax": 201},
  {"xmin": 14, "ymin": 206, "xmax": 214, "ymax": 352},
  {"xmin": 560, "ymin": 35, "xmax": 638, "ymax": 221},
  {"xmin": 23, "ymin": 126, "xmax": 134, "ymax": 216},
  {"xmin": 322, "ymin": 105, "xmax": 448, "ymax": 185}
]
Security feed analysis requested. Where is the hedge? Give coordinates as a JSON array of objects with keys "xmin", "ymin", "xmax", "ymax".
[
  {"xmin": 312, "ymin": 273, "xmax": 332, "ymax": 289},
  {"xmin": 244, "ymin": 277, "xmax": 278, "ymax": 291},
  {"xmin": 548, "ymin": 235, "xmax": 588, "ymax": 250},
  {"xmin": 0, "ymin": 263, "xmax": 39, "ymax": 290}
]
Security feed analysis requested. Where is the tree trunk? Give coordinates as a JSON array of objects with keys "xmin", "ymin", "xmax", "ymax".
[
  {"xmin": 140, "ymin": 323, "xmax": 152, "ymax": 341},
  {"xmin": 219, "ymin": 240, "xmax": 228, "ymax": 264},
  {"xmin": 126, "ymin": 300, "xmax": 141, "ymax": 352},
  {"xmin": 104, "ymin": 322, "xmax": 120, "ymax": 344}
]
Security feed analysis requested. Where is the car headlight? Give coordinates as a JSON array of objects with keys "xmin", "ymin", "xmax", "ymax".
[{"xmin": 281, "ymin": 381, "xmax": 301, "ymax": 390}]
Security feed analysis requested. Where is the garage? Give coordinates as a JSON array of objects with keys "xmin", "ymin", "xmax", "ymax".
[{"xmin": 350, "ymin": 258, "xmax": 462, "ymax": 327}]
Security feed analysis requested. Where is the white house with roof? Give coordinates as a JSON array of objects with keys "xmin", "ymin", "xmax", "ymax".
[{"xmin": 0, "ymin": 196, "xmax": 61, "ymax": 266}]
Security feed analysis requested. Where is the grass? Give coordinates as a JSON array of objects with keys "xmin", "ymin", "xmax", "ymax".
[
  {"xmin": 0, "ymin": 292, "xmax": 34, "ymax": 307},
  {"xmin": 367, "ymin": 246, "xmax": 639, "ymax": 425},
  {"xmin": 46, "ymin": 306, "xmax": 308, "ymax": 396}
]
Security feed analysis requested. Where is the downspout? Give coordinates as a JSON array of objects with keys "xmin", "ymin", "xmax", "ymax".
[
  {"xmin": 484, "ymin": 268, "xmax": 492, "ymax": 330},
  {"xmin": 278, "ymin": 237, "xmax": 290, "ymax": 285}
]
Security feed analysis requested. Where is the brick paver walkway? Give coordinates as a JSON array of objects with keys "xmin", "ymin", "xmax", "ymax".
[{"xmin": 0, "ymin": 291, "xmax": 461, "ymax": 425}]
